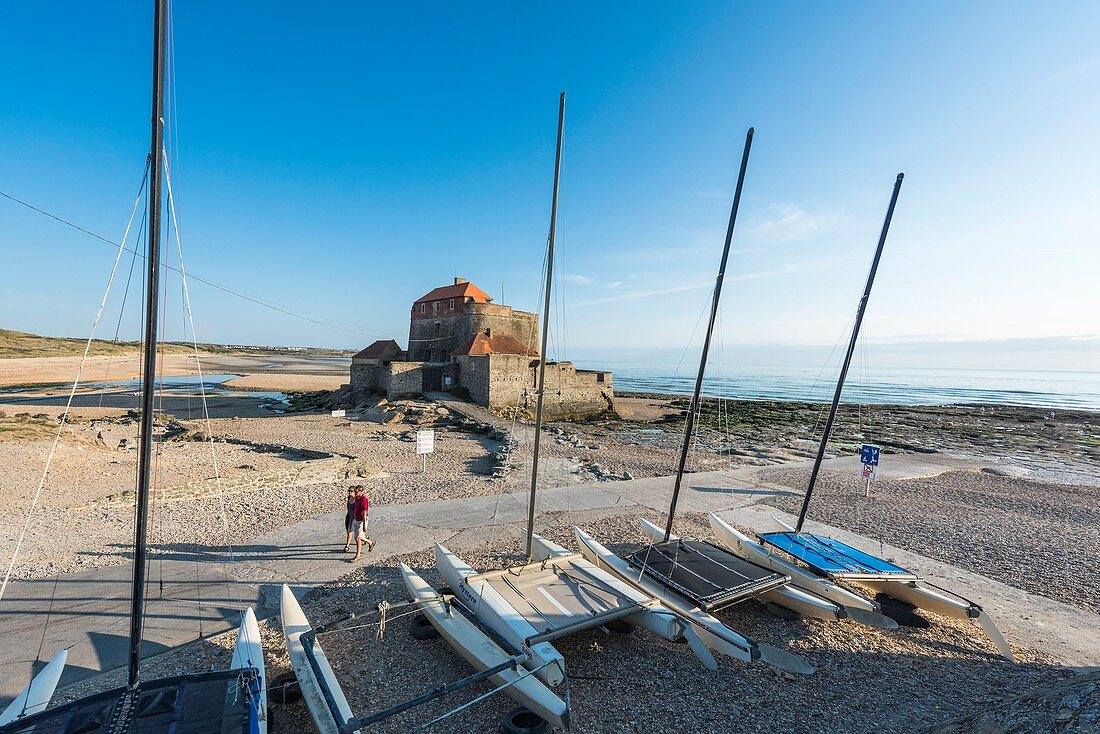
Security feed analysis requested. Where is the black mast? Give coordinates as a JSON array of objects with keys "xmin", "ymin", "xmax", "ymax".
[
  {"xmin": 128, "ymin": 0, "xmax": 168, "ymax": 689},
  {"xmin": 794, "ymin": 173, "xmax": 904, "ymax": 533},
  {"xmin": 525, "ymin": 92, "xmax": 566, "ymax": 560},
  {"xmin": 664, "ymin": 127, "xmax": 754, "ymax": 541}
]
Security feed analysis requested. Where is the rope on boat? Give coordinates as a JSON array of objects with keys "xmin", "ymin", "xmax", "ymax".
[
  {"xmin": 415, "ymin": 659, "xmax": 555, "ymax": 731},
  {"xmin": 0, "ymin": 164, "xmax": 149, "ymax": 604},
  {"xmin": 376, "ymin": 601, "xmax": 389, "ymax": 639}
]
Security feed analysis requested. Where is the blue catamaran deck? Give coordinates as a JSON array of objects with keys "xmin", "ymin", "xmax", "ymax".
[{"xmin": 759, "ymin": 532, "xmax": 918, "ymax": 581}]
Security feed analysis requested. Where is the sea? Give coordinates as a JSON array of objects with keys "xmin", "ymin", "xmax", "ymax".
[{"xmin": 572, "ymin": 362, "xmax": 1100, "ymax": 412}]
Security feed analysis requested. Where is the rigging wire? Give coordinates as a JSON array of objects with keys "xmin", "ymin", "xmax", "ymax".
[
  {"xmin": 163, "ymin": 150, "xmax": 245, "ymax": 610},
  {"xmin": 0, "ymin": 166, "xmax": 150, "ymax": 603},
  {"xmin": 0, "ymin": 189, "xmax": 387, "ymax": 339}
]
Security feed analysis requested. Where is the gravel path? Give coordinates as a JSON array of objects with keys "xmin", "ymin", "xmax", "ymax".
[{"xmin": 761, "ymin": 467, "xmax": 1100, "ymax": 615}]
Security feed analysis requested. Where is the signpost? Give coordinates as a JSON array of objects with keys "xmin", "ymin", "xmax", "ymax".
[
  {"xmin": 416, "ymin": 429, "xmax": 435, "ymax": 473},
  {"xmin": 860, "ymin": 443, "xmax": 880, "ymax": 496}
]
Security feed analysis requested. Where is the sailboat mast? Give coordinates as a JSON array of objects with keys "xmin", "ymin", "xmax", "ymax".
[
  {"xmin": 664, "ymin": 127, "xmax": 754, "ymax": 541},
  {"xmin": 525, "ymin": 92, "xmax": 566, "ymax": 560},
  {"xmin": 794, "ymin": 172, "xmax": 904, "ymax": 532},
  {"xmin": 128, "ymin": 0, "xmax": 168, "ymax": 689}
]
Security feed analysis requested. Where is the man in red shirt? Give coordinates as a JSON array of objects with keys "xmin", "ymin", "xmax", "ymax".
[{"xmin": 350, "ymin": 485, "xmax": 376, "ymax": 561}]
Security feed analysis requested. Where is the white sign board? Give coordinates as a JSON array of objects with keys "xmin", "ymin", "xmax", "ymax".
[
  {"xmin": 416, "ymin": 429, "xmax": 435, "ymax": 455},
  {"xmin": 331, "ymin": 409, "xmax": 346, "ymax": 418},
  {"xmin": 861, "ymin": 463, "xmax": 876, "ymax": 480}
]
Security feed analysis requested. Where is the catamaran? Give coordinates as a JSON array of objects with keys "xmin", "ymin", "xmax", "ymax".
[
  {"xmin": 734, "ymin": 173, "xmax": 1014, "ymax": 660},
  {"xmin": 0, "ymin": 2, "xmax": 267, "ymax": 732},
  {"xmin": 404, "ymin": 92, "xmax": 723, "ymax": 732},
  {"xmin": 570, "ymin": 127, "xmax": 841, "ymax": 679}
]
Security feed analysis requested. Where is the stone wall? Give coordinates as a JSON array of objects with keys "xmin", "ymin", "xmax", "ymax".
[
  {"xmin": 407, "ymin": 302, "xmax": 539, "ymax": 363},
  {"xmin": 351, "ymin": 363, "xmax": 382, "ymax": 403},
  {"xmin": 407, "ymin": 312, "xmax": 467, "ymax": 362},
  {"xmin": 383, "ymin": 361, "xmax": 425, "ymax": 397},
  {"xmin": 463, "ymin": 303, "xmax": 539, "ymax": 351},
  {"xmin": 481, "ymin": 356, "xmax": 613, "ymax": 420}
]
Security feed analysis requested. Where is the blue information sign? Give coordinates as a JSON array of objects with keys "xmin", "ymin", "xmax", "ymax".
[{"xmin": 860, "ymin": 444, "xmax": 880, "ymax": 466}]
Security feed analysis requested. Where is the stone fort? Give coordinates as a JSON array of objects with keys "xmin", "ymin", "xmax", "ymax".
[{"xmin": 350, "ymin": 278, "xmax": 614, "ymax": 420}]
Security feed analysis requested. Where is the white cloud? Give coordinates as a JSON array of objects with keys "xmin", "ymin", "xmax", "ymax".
[
  {"xmin": 604, "ymin": 280, "xmax": 622, "ymax": 289},
  {"xmin": 744, "ymin": 204, "xmax": 843, "ymax": 248},
  {"xmin": 563, "ymin": 273, "xmax": 594, "ymax": 285}
]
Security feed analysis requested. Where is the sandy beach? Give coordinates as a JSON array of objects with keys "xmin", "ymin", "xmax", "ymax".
[{"xmin": 1, "ymin": 355, "xmax": 1098, "ymax": 732}]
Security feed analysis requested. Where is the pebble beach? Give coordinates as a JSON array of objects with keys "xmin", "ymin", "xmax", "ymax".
[{"xmin": 2, "ymin": 373, "xmax": 1098, "ymax": 733}]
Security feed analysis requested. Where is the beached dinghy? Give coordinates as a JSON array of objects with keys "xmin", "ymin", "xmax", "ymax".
[
  {"xmin": 529, "ymin": 534, "xmax": 718, "ymax": 669},
  {"xmin": 705, "ymin": 514, "xmax": 897, "ymax": 629},
  {"xmin": 575, "ymin": 129, "xmax": 821, "ymax": 668},
  {"xmin": 750, "ymin": 173, "xmax": 1012, "ymax": 661},
  {"xmin": 573, "ymin": 527, "xmax": 813, "ymax": 675},
  {"xmin": 280, "ymin": 584, "xmax": 359, "ymax": 734},
  {"xmin": 0, "ymin": 650, "xmax": 67, "ymax": 727},
  {"xmin": 760, "ymin": 518, "xmax": 1012, "ymax": 658},
  {"xmin": 0, "ymin": 5, "xmax": 266, "ymax": 733},
  {"xmin": 419, "ymin": 94, "xmax": 715, "ymax": 723},
  {"xmin": 231, "ymin": 606, "xmax": 268, "ymax": 732},
  {"xmin": 436, "ymin": 539, "xmax": 715, "ymax": 687},
  {"xmin": 635, "ymin": 517, "xmax": 879, "ymax": 625},
  {"xmin": 401, "ymin": 564, "xmax": 570, "ymax": 730}
]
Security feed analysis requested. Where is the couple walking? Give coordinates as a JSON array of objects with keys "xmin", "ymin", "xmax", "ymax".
[{"xmin": 343, "ymin": 485, "xmax": 376, "ymax": 561}]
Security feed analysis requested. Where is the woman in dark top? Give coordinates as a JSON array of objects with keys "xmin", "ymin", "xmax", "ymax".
[{"xmin": 343, "ymin": 486, "xmax": 356, "ymax": 552}]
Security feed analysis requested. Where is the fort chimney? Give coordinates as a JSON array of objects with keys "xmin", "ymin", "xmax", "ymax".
[{"xmin": 454, "ymin": 277, "xmax": 468, "ymax": 285}]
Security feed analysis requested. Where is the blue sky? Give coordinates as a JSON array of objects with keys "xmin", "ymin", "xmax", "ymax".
[{"xmin": 1, "ymin": 1, "xmax": 1098, "ymax": 371}]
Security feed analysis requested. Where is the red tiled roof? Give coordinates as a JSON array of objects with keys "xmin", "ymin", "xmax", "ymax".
[
  {"xmin": 452, "ymin": 332, "xmax": 537, "ymax": 357},
  {"xmin": 414, "ymin": 281, "xmax": 492, "ymax": 305},
  {"xmin": 353, "ymin": 339, "xmax": 402, "ymax": 360}
]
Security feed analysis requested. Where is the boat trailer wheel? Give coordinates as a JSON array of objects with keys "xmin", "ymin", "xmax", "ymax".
[
  {"xmin": 268, "ymin": 671, "xmax": 303, "ymax": 704},
  {"xmin": 410, "ymin": 613, "xmax": 441, "ymax": 641},
  {"xmin": 501, "ymin": 707, "xmax": 550, "ymax": 734}
]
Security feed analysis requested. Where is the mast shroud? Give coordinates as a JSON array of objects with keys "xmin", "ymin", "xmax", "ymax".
[
  {"xmin": 794, "ymin": 173, "xmax": 904, "ymax": 532},
  {"xmin": 664, "ymin": 127, "xmax": 754, "ymax": 541},
  {"xmin": 128, "ymin": 0, "xmax": 168, "ymax": 689},
  {"xmin": 525, "ymin": 92, "xmax": 566, "ymax": 560}
]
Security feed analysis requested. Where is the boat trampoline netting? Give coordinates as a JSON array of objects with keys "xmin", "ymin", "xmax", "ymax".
[
  {"xmin": 759, "ymin": 532, "xmax": 917, "ymax": 580},
  {"xmin": 626, "ymin": 540, "xmax": 788, "ymax": 611},
  {"xmin": 0, "ymin": 670, "xmax": 262, "ymax": 734}
]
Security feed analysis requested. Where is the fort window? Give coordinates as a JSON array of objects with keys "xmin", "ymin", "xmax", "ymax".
[
  {"xmin": 434, "ymin": 301, "xmax": 440, "ymax": 313},
  {"xmin": 449, "ymin": 298, "xmax": 455, "ymax": 311},
  {"xmin": 597, "ymin": 373, "xmax": 605, "ymax": 383},
  {"xmin": 420, "ymin": 303, "xmax": 426, "ymax": 313}
]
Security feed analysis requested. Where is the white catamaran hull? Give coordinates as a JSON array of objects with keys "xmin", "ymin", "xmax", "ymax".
[
  {"xmin": 435, "ymin": 544, "xmax": 565, "ymax": 687},
  {"xmin": 765, "ymin": 518, "xmax": 1013, "ymax": 660},
  {"xmin": 530, "ymin": 534, "xmax": 718, "ymax": 671},
  {"xmin": 0, "ymin": 649, "xmax": 67, "ymax": 726},
  {"xmin": 636, "ymin": 517, "xmax": 844, "ymax": 623},
  {"xmin": 280, "ymin": 584, "xmax": 360, "ymax": 734},
  {"xmin": 230, "ymin": 606, "xmax": 268, "ymax": 734},
  {"xmin": 401, "ymin": 564, "xmax": 570, "ymax": 730},
  {"xmin": 572, "ymin": 527, "xmax": 760, "ymax": 666},
  {"xmin": 703, "ymin": 514, "xmax": 897, "ymax": 629}
]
